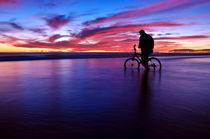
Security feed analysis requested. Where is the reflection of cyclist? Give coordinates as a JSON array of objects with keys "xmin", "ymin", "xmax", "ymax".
[{"xmin": 138, "ymin": 30, "xmax": 154, "ymax": 69}]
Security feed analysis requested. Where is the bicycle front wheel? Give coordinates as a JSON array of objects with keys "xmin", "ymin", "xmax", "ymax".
[
  {"xmin": 124, "ymin": 58, "xmax": 140, "ymax": 70},
  {"xmin": 148, "ymin": 57, "xmax": 162, "ymax": 71}
]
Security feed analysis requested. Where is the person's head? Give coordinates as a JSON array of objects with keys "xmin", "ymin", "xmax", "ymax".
[{"xmin": 139, "ymin": 30, "xmax": 145, "ymax": 35}]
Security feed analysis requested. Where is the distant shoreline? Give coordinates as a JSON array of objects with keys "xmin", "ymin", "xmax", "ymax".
[{"xmin": 0, "ymin": 52, "xmax": 210, "ymax": 62}]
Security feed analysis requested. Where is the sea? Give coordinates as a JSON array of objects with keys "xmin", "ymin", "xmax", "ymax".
[{"xmin": 0, "ymin": 55, "xmax": 210, "ymax": 138}]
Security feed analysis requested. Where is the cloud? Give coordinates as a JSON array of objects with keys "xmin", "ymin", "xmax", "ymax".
[
  {"xmin": 78, "ymin": 21, "xmax": 185, "ymax": 39},
  {"xmin": 0, "ymin": 0, "xmax": 16, "ymax": 6},
  {"xmin": 0, "ymin": 28, "xmax": 11, "ymax": 32},
  {"xmin": 155, "ymin": 35, "xmax": 210, "ymax": 40},
  {"xmin": 157, "ymin": 33, "xmax": 175, "ymax": 36},
  {"xmin": 159, "ymin": 0, "xmax": 210, "ymax": 13},
  {"xmin": 14, "ymin": 39, "xmax": 115, "ymax": 52},
  {"xmin": 43, "ymin": 0, "xmax": 77, "ymax": 8},
  {"xmin": 14, "ymin": 40, "xmax": 128, "ymax": 52},
  {"xmin": 169, "ymin": 49, "xmax": 210, "ymax": 53},
  {"xmin": 29, "ymin": 28, "xmax": 45, "ymax": 34},
  {"xmin": 12, "ymin": 20, "xmax": 188, "ymax": 52},
  {"xmin": 0, "ymin": 21, "xmax": 24, "ymax": 30},
  {"xmin": 43, "ymin": 14, "xmax": 72, "ymax": 29},
  {"xmin": 0, "ymin": 34, "xmax": 27, "ymax": 44},
  {"xmin": 49, "ymin": 34, "xmax": 69, "ymax": 43},
  {"xmin": 9, "ymin": 22, "xmax": 24, "ymax": 30},
  {"xmin": 13, "ymin": 34, "xmax": 184, "ymax": 52},
  {"xmin": 14, "ymin": 40, "xmax": 72, "ymax": 49},
  {"xmin": 83, "ymin": 0, "xmax": 180, "ymax": 25},
  {"xmin": 44, "ymin": 1, "xmax": 58, "ymax": 8},
  {"xmin": 154, "ymin": 41, "xmax": 183, "ymax": 52},
  {"xmin": 83, "ymin": 0, "xmax": 210, "ymax": 26}
]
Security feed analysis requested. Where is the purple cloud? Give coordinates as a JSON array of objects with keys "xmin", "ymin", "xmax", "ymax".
[
  {"xmin": 9, "ymin": 22, "xmax": 24, "ymax": 30},
  {"xmin": 43, "ymin": 15, "xmax": 72, "ymax": 29},
  {"xmin": 83, "ymin": 0, "xmax": 210, "ymax": 26},
  {"xmin": 0, "ymin": 21, "xmax": 24, "ymax": 30},
  {"xmin": 29, "ymin": 28, "xmax": 45, "ymax": 34}
]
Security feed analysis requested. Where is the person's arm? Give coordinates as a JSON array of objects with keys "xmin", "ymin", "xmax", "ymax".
[{"xmin": 138, "ymin": 37, "xmax": 141, "ymax": 48}]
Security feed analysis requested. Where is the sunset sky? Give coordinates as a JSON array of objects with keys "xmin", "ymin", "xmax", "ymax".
[{"xmin": 0, "ymin": 0, "xmax": 210, "ymax": 52}]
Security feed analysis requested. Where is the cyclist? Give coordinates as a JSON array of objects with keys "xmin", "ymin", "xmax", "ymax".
[{"xmin": 138, "ymin": 30, "xmax": 154, "ymax": 69}]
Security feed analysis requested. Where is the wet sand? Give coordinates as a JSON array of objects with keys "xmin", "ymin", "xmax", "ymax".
[{"xmin": 0, "ymin": 56, "xmax": 210, "ymax": 138}]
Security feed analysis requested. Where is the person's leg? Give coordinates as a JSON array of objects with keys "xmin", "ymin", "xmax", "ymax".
[
  {"xmin": 141, "ymin": 53, "xmax": 149, "ymax": 68},
  {"xmin": 145, "ymin": 53, "xmax": 149, "ymax": 68},
  {"xmin": 141, "ymin": 53, "xmax": 148, "ymax": 68}
]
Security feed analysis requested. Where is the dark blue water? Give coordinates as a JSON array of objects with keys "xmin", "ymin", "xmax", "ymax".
[{"xmin": 0, "ymin": 56, "xmax": 210, "ymax": 138}]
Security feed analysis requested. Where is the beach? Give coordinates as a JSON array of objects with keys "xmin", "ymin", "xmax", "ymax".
[{"xmin": 0, "ymin": 56, "xmax": 210, "ymax": 138}]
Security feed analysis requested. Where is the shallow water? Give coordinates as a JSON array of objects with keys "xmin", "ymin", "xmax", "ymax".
[{"xmin": 0, "ymin": 56, "xmax": 210, "ymax": 138}]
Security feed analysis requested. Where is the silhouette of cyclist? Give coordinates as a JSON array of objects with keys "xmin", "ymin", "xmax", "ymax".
[{"xmin": 138, "ymin": 30, "xmax": 154, "ymax": 69}]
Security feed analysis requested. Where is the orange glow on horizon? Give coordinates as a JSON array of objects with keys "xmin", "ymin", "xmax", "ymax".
[
  {"xmin": 0, "ymin": 43, "xmax": 209, "ymax": 53},
  {"xmin": 0, "ymin": 44, "xmax": 74, "ymax": 53},
  {"xmin": 83, "ymin": 50, "xmax": 121, "ymax": 52}
]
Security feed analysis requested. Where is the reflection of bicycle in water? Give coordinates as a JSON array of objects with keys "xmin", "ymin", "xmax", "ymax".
[{"xmin": 124, "ymin": 44, "xmax": 162, "ymax": 71}]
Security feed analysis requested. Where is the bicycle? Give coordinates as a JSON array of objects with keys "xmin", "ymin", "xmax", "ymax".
[{"xmin": 124, "ymin": 44, "xmax": 162, "ymax": 71}]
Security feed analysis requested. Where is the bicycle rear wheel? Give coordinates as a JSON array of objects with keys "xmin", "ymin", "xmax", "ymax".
[
  {"xmin": 124, "ymin": 58, "xmax": 140, "ymax": 70},
  {"xmin": 148, "ymin": 57, "xmax": 162, "ymax": 71}
]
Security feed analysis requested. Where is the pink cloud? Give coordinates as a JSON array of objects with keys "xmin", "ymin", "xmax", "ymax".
[
  {"xmin": 0, "ymin": 34, "xmax": 28, "ymax": 44},
  {"xmin": 12, "ymin": 20, "xmax": 189, "ymax": 52},
  {"xmin": 154, "ymin": 41, "xmax": 183, "ymax": 52},
  {"xmin": 49, "ymin": 34, "xmax": 63, "ymax": 43},
  {"xmin": 0, "ymin": 0, "xmax": 16, "ymax": 6},
  {"xmin": 49, "ymin": 34, "xmax": 69, "ymax": 43},
  {"xmin": 78, "ymin": 21, "xmax": 185, "ymax": 39},
  {"xmin": 13, "ymin": 35, "xmax": 184, "ymax": 52},
  {"xmin": 155, "ymin": 35, "xmax": 210, "ymax": 40},
  {"xmin": 15, "ymin": 40, "xmax": 72, "ymax": 49}
]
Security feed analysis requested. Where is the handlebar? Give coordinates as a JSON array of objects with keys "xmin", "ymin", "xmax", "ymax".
[{"xmin": 132, "ymin": 44, "xmax": 142, "ymax": 56}]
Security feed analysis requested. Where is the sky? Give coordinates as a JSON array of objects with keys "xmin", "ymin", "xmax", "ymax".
[{"xmin": 0, "ymin": 0, "xmax": 210, "ymax": 52}]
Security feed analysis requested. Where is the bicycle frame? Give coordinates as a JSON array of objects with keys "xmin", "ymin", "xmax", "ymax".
[{"xmin": 132, "ymin": 45, "xmax": 142, "ymax": 63}]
